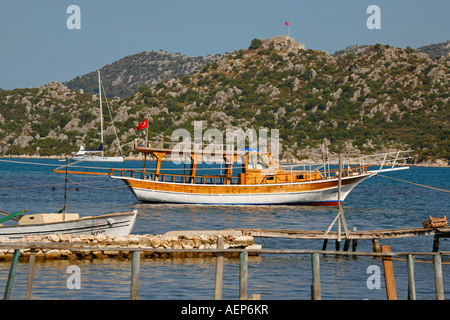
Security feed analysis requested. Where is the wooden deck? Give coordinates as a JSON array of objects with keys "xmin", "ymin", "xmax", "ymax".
[{"xmin": 232, "ymin": 226, "xmax": 450, "ymax": 252}]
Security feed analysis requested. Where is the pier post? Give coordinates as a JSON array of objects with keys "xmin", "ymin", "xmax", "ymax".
[
  {"xmin": 372, "ymin": 239, "xmax": 381, "ymax": 253},
  {"xmin": 26, "ymin": 248, "xmax": 36, "ymax": 300},
  {"xmin": 352, "ymin": 239, "xmax": 358, "ymax": 251},
  {"xmin": 406, "ymin": 254, "xmax": 416, "ymax": 300},
  {"xmin": 311, "ymin": 253, "xmax": 321, "ymax": 300},
  {"xmin": 343, "ymin": 239, "xmax": 350, "ymax": 251},
  {"xmin": 3, "ymin": 249, "xmax": 20, "ymax": 300},
  {"xmin": 214, "ymin": 237, "xmax": 224, "ymax": 300},
  {"xmin": 433, "ymin": 235, "xmax": 440, "ymax": 252},
  {"xmin": 321, "ymin": 239, "xmax": 328, "ymax": 251},
  {"xmin": 130, "ymin": 251, "xmax": 140, "ymax": 300},
  {"xmin": 381, "ymin": 245, "xmax": 397, "ymax": 300},
  {"xmin": 433, "ymin": 254, "xmax": 444, "ymax": 300},
  {"xmin": 239, "ymin": 251, "xmax": 248, "ymax": 300}
]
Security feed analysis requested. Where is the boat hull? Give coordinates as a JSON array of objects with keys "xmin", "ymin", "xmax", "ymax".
[
  {"xmin": 71, "ymin": 155, "xmax": 124, "ymax": 162},
  {"xmin": 112, "ymin": 175, "xmax": 373, "ymax": 206},
  {"xmin": 0, "ymin": 211, "xmax": 138, "ymax": 240}
]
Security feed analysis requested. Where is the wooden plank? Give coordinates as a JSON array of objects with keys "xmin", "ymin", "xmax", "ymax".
[
  {"xmin": 214, "ymin": 237, "xmax": 224, "ymax": 300},
  {"xmin": 26, "ymin": 248, "xmax": 36, "ymax": 300},
  {"xmin": 407, "ymin": 254, "xmax": 416, "ymax": 300},
  {"xmin": 433, "ymin": 254, "xmax": 444, "ymax": 300},
  {"xmin": 381, "ymin": 245, "xmax": 397, "ymax": 300},
  {"xmin": 311, "ymin": 253, "xmax": 321, "ymax": 300},
  {"xmin": 130, "ymin": 251, "xmax": 140, "ymax": 300},
  {"xmin": 239, "ymin": 251, "xmax": 248, "ymax": 300},
  {"xmin": 236, "ymin": 226, "xmax": 450, "ymax": 240}
]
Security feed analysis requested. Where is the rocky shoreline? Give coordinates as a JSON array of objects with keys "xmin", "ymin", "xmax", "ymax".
[{"xmin": 0, "ymin": 231, "xmax": 260, "ymax": 261}]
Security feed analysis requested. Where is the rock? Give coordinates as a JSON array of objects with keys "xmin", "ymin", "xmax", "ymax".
[
  {"xmin": 127, "ymin": 235, "xmax": 140, "ymax": 244},
  {"xmin": 47, "ymin": 234, "xmax": 60, "ymax": 242},
  {"xmin": 192, "ymin": 236, "xmax": 202, "ymax": 248},
  {"xmin": 256, "ymin": 84, "xmax": 280, "ymax": 99},
  {"xmin": 332, "ymin": 88, "xmax": 342, "ymax": 99},
  {"xmin": 149, "ymin": 236, "xmax": 161, "ymax": 248},
  {"xmin": 44, "ymin": 249, "xmax": 61, "ymax": 259}
]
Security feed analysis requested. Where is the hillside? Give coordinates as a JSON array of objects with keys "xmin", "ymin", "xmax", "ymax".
[
  {"xmin": 0, "ymin": 37, "xmax": 448, "ymax": 165},
  {"xmin": 416, "ymin": 41, "xmax": 450, "ymax": 59},
  {"xmin": 65, "ymin": 50, "xmax": 223, "ymax": 98}
]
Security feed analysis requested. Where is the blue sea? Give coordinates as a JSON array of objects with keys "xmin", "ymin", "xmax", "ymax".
[{"xmin": 0, "ymin": 158, "xmax": 449, "ymax": 300}]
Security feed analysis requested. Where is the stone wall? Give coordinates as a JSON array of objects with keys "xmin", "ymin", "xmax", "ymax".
[
  {"xmin": 261, "ymin": 36, "xmax": 306, "ymax": 52},
  {"xmin": 0, "ymin": 231, "xmax": 260, "ymax": 261}
]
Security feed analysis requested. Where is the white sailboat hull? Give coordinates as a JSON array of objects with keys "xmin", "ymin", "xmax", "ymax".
[
  {"xmin": 0, "ymin": 211, "xmax": 138, "ymax": 240},
  {"xmin": 71, "ymin": 155, "xmax": 124, "ymax": 162}
]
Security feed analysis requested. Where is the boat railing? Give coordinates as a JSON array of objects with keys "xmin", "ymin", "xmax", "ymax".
[
  {"xmin": 282, "ymin": 163, "xmax": 369, "ymax": 181},
  {"xmin": 109, "ymin": 169, "xmax": 241, "ymax": 185},
  {"xmin": 357, "ymin": 150, "xmax": 412, "ymax": 171},
  {"xmin": 109, "ymin": 162, "xmax": 371, "ymax": 186},
  {"xmin": 281, "ymin": 150, "xmax": 410, "ymax": 180}
]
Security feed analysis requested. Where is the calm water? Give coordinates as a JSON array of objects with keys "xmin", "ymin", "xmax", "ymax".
[{"xmin": 0, "ymin": 158, "xmax": 449, "ymax": 300}]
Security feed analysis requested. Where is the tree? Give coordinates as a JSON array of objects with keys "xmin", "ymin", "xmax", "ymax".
[{"xmin": 249, "ymin": 38, "xmax": 263, "ymax": 50}]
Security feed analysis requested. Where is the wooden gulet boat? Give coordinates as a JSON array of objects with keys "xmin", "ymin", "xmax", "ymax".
[{"xmin": 108, "ymin": 140, "xmax": 409, "ymax": 206}]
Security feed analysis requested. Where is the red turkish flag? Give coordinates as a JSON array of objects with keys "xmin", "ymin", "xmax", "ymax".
[
  {"xmin": 285, "ymin": 22, "xmax": 289, "ymax": 26},
  {"xmin": 136, "ymin": 118, "xmax": 149, "ymax": 131}
]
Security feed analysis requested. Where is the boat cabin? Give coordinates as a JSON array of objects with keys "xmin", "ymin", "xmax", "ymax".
[{"xmin": 109, "ymin": 140, "xmax": 337, "ymax": 186}]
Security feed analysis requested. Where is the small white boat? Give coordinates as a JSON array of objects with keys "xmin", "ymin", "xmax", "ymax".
[
  {"xmin": 72, "ymin": 143, "xmax": 124, "ymax": 162},
  {"xmin": 71, "ymin": 70, "xmax": 124, "ymax": 163},
  {"xmin": 0, "ymin": 210, "xmax": 138, "ymax": 240}
]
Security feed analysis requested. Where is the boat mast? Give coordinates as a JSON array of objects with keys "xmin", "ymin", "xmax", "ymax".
[{"xmin": 98, "ymin": 70, "xmax": 104, "ymax": 158}]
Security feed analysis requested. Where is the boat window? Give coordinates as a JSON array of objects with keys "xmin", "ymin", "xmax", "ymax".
[
  {"xmin": 297, "ymin": 174, "xmax": 304, "ymax": 180},
  {"xmin": 266, "ymin": 176, "xmax": 274, "ymax": 181}
]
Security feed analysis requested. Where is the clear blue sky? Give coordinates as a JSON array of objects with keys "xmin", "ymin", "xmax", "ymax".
[{"xmin": 0, "ymin": 0, "xmax": 448, "ymax": 90}]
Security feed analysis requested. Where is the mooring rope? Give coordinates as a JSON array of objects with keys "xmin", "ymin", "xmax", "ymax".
[
  {"xmin": 378, "ymin": 174, "xmax": 450, "ymax": 193},
  {"xmin": 375, "ymin": 176, "xmax": 408, "ymax": 208},
  {"xmin": 0, "ymin": 183, "xmax": 67, "ymax": 190}
]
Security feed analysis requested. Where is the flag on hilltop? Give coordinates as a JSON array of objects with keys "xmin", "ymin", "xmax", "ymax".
[
  {"xmin": 285, "ymin": 21, "xmax": 291, "ymax": 38},
  {"xmin": 136, "ymin": 118, "xmax": 148, "ymax": 131}
]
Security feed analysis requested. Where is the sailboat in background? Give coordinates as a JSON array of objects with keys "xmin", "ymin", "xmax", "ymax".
[{"xmin": 72, "ymin": 71, "xmax": 124, "ymax": 162}]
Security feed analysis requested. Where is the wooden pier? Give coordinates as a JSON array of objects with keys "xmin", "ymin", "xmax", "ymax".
[
  {"xmin": 233, "ymin": 226, "xmax": 450, "ymax": 252},
  {"xmin": 0, "ymin": 241, "xmax": 448, "ymax": 300}
]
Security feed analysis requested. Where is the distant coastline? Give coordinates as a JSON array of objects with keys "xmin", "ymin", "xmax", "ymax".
[{"xmin": 0, "ymin": 154, "xmax": 447, "ymax": 167}]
